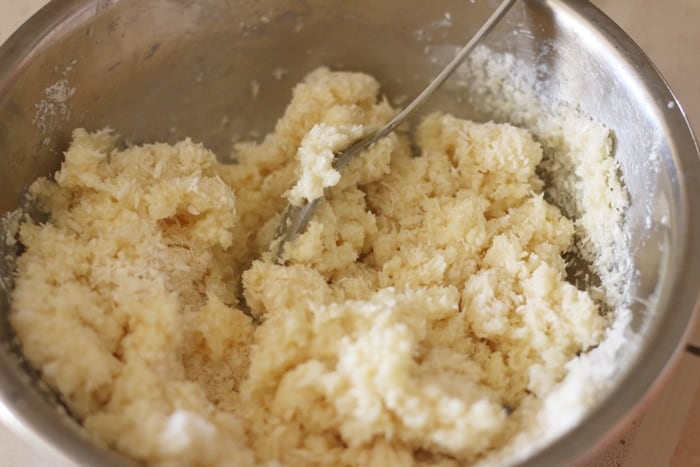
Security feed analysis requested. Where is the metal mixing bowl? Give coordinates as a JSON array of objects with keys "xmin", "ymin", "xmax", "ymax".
[{"xmin": 0, "ymin": 0, "xmax": 699, "ymax": 466}]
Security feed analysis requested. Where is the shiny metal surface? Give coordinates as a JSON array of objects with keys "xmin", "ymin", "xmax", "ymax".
[
  {"xmin": 0, "ymin": 1, "xmax": 698, "ymax": 466},
  {"xmin": 272, "ymin": 0, "xmax": 518, "ymax": 258}
]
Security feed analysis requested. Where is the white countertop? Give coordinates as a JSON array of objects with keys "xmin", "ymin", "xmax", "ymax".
[{"xmin": 1, "ymin": 1, "xmax": 699, "ymax": 466}]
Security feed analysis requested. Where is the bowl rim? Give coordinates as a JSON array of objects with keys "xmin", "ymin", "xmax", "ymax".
[{"xmin": 520, "ymin": 1, "xmax": 700, "ymax": 465}]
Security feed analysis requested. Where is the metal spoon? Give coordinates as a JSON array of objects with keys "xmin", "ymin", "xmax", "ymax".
[{"xmin": 272, "ymin": 0, "xmax": 518, "ymax": 261}]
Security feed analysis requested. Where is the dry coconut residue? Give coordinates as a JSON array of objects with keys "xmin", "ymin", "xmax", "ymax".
[{"xmin": 9, "ymin": 66, "xmax": 627, "ymax": 466}]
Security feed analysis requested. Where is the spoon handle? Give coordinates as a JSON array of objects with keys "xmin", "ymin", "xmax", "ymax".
[
  {"xmin": 336, "ymin": 0, "xmax": 519, "ymax": 172},
  {"xmin": 272, "ymin": 0, "xmax": 519, "ymax": 262}
]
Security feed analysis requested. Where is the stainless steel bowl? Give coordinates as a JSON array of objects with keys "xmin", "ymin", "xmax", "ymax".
[{"xmin": 0, "ymin": 0, "xmax": 699, "ymax": 466}]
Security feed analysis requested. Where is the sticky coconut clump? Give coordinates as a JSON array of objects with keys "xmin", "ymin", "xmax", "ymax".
[{"xmin": 10, "ymin": 67, "xmax": 623, "ymax": 466}]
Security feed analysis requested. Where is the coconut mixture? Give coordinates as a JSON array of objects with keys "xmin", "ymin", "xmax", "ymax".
[{"xmin": 9, "ymin": 66, "xmax": 627, "ymax": 466}]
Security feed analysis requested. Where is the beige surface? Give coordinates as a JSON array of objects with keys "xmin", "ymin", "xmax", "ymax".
[
  {"xmin": 0, "ymin": 1, "xmax": 698, "ymax": 466},
  {"xmin": 592, "ymin": 0, "xmax": 700, "ymax": 138}
]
